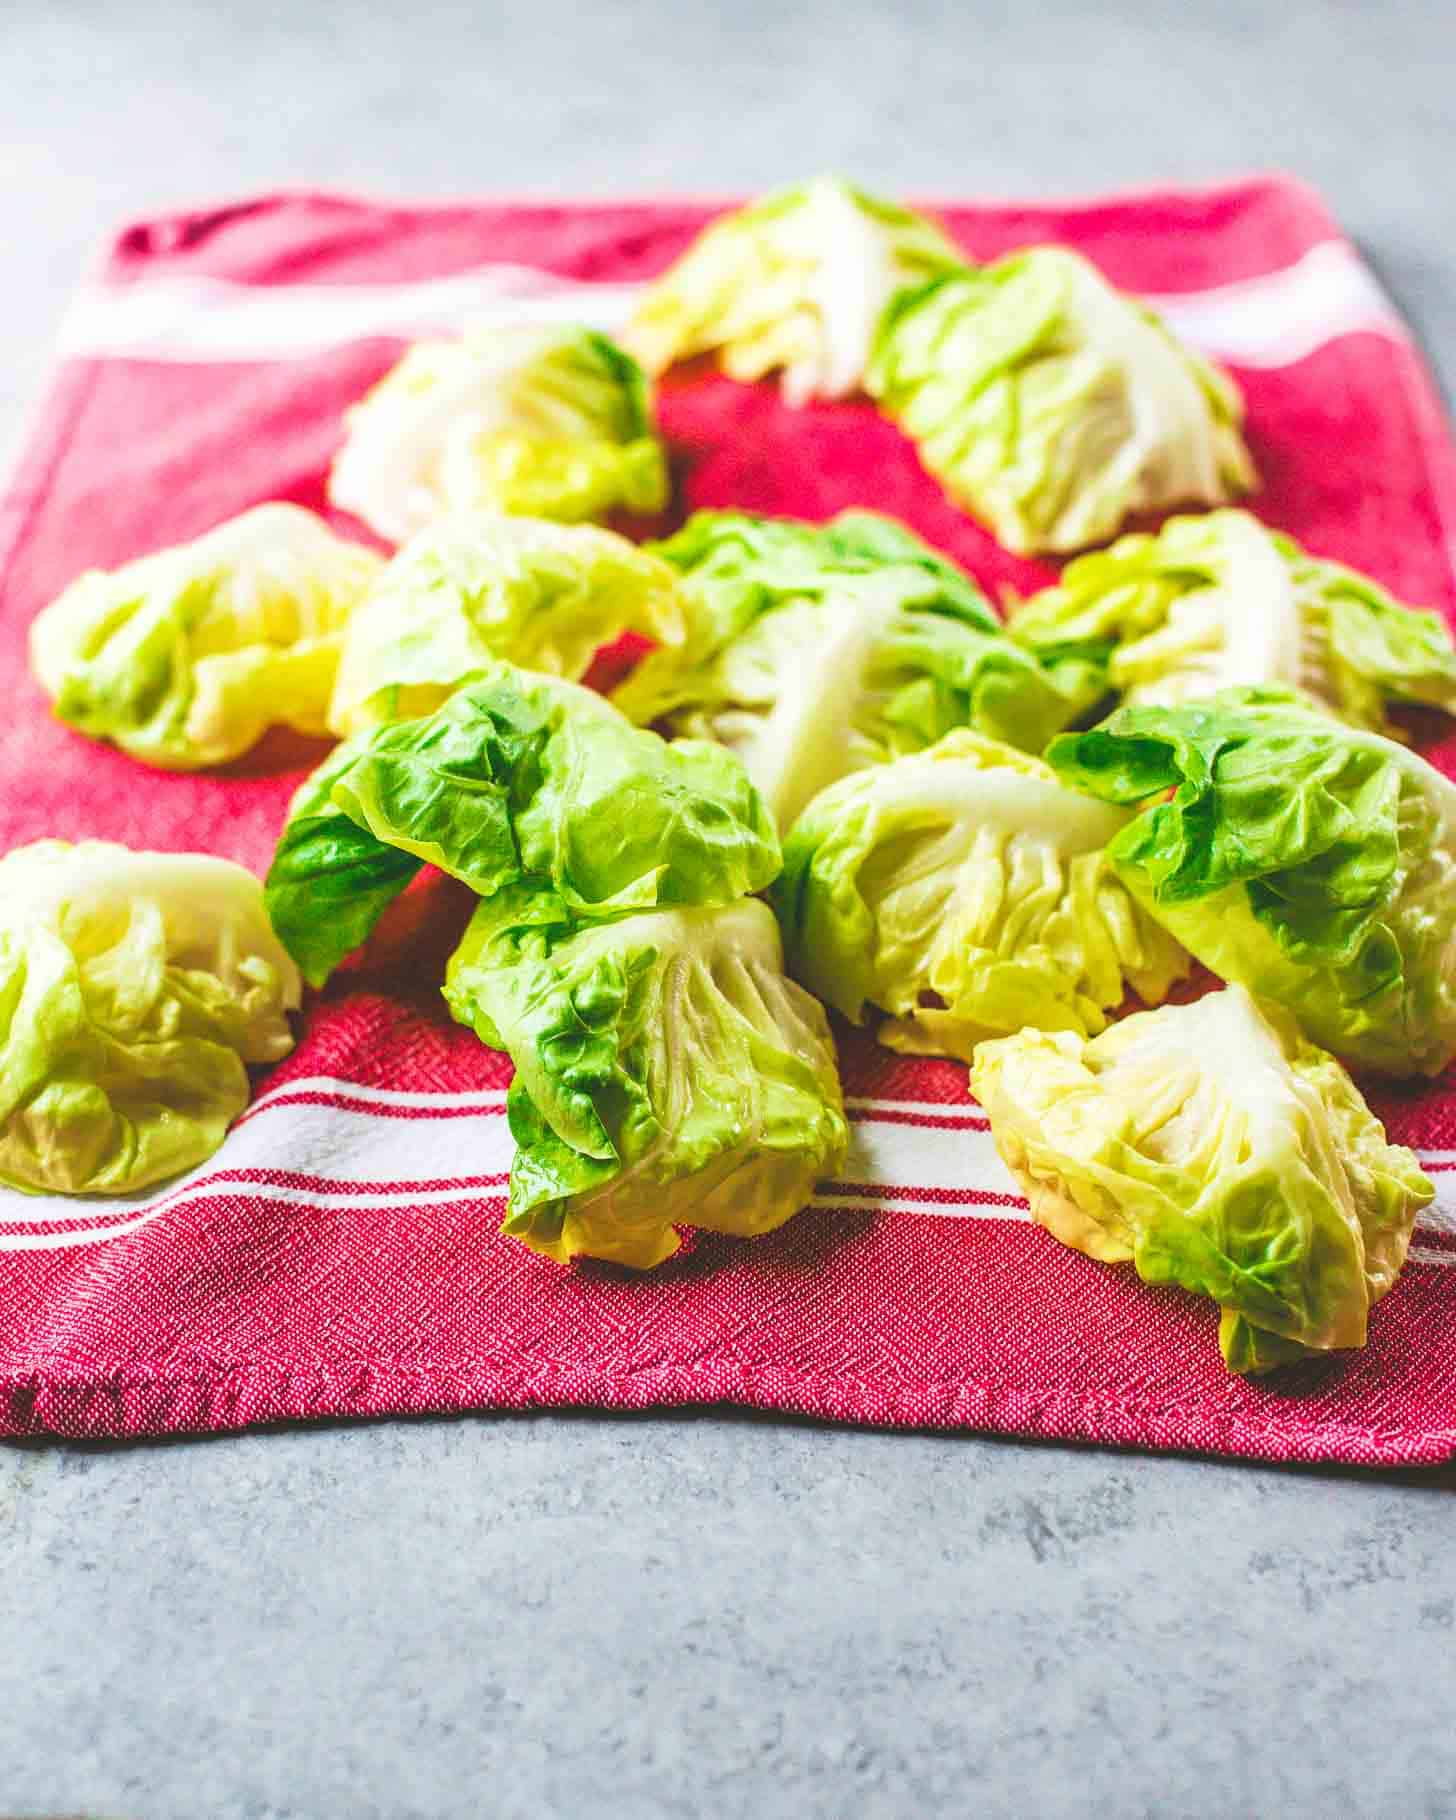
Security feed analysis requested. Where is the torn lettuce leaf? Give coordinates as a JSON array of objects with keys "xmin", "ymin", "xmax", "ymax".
[
  {"xmin": 260, "ymin": 735, "xmax": 431, "ymax": 991},
  {"xmin": 328, "ymin": 323, "xmax": 669, "ymax": 544},
  {"xmin": 0, "ymin": 840, "xmax": 300, "ymax": 1195},
  {"xmin": 626, "ymin": 176, "xmax": 965, "ymax": 405},
  {"xmin": 866, "ymin": 248, "xmax": 1256, "ymax": 554},
  {"xmin": 611, "ymin": 509, "xmax": 1103, "ymax": 828},
  {"xmin": 1011, "ymin": 509, "xmax": 1456, "ymax": 736},
  {"xmin": 771, "ymin": 728, "xmax": 1189, "ymax": 1060},
  {"xmin": 327, "ymin": 513, "xmax": 689, "ymax": 738},
  {"xmin": 1047, "ymin": 685, "xmax": 1456, "ymax": 1076},
  {"xmin": 444, "ymin": 894, "xmax": 847, "ymax": 1268},
  {"xmin": 972, "ymin": 986, "xmax": 1433, "ymax": 1373},
  {"xmin": 622, "ymin": 508, "xmax": 1001, "ymax": 657},
  {"xmin": 29, "ymin": 504, "xmax": 382, "ymax": 770},
  {"xmin": 266, "ymin": 661, "xmax": 780, "ymax": 986}
]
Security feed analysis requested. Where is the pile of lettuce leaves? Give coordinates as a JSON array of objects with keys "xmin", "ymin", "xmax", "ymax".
[{"xmin": 16, "ymin": 172, "xmax": 1456, "ymax": 1383}]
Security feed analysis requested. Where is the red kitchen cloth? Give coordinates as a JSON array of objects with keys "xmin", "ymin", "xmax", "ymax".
[{"xmin": 2, "ymin": 175, "xmax": 1455, "ymax": 1462}]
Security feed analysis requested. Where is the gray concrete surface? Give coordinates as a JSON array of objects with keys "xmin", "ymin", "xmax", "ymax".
[{"xmin": 3, "ymin": 1, "xmax": 1456, "ymax": 1815}]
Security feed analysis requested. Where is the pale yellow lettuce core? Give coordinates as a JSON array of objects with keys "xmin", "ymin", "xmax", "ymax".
[
  {"xmin": 0, "ymin": 840, "xmax": 300, "ymax": 1196},
  {"xmin": 627, "ymin": 176, "xmax": 965, "ymax": 406},
  {"xmin": 328, "ymin": 323, "xmax": 668, "ymax": 543},
  {"xmin": 327, "ymin": 513, "xmax": 690, "ymax": 738},
  {"xmin": 30, "ymin": 504, "xmax": 382, "ymax": 770},
  {"xmin": 867, "ymin": 248, "xmax": 1256, "ymax": 555},
  {"xmin": 1012, "ymin": 509, "xmax": 1456, "ymax": 737},
  {"xmin": 972, "ymin": 987, "xmax": 1433, "ymax": 1373},
  {"xmin": 773, "ymin": 729, "xmax": 1189, "ymax": 1061}
]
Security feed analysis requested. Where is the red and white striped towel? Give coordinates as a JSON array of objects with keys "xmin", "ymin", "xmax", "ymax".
[{"xmin": 3, "ymin": 177, "xmax": 1455, "ymax": 1461}]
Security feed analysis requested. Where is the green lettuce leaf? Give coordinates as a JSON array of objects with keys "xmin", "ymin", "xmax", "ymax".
[
  {"xmin": 611, "ymin": 509, "xmax": 1102, "ymax": 828},
  {"xmin": 263, "ymin": 732, "xmax": 439, "ymax": 991},
  {"xmin": 29, "ymin": 504, "xmax": 383, "ymax": 770},
  {"xmin": 972, "ymin": 986, "xmax": 1433, "ymax": 1372},
  {"xmin": 627, "ymin": 508, "xmax": 1002, "ymax": 652},
  {"xmin": 771, "ymin": 729, "xmax": 1189, "ymax": 1060},
  {"xmin": 328, "ymin": 323, "xmax": 669, "ymax": 543},
  {"xmin": 0, "ymin": 840, "xmax": 300, "ymax": 1195},
  {"xmin": 327, "ymin": 513, "xmax": 689, "ymax": 737},
  {"xmin": 1047, "ymin": 685, "xmax": 1456, "ymax": 1075},
  {"xmin": 866, "ymin": 249, "xmax": 1257, "ymax": 554},
  {"xmin": 444, "ymin": 895, "xmax": 847, "ymax": 1267},
  {"xmin": 265, "ymin": 662, "xmax": 781, "ymax": 985},
  {"xmin": 1012, "ymin": 509, "xmax": 1456, "ymax": 735},
  {"xmin": 626, "ymin": 176, "xmax": 965, "ymax": 405}
]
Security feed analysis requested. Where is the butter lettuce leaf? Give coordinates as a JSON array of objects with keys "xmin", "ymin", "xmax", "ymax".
[
  {"xmin": 327, "ymin": 514, "xmax": 689, "ymax": 737},
  {"xmin": 266, "ymin": 662, "xmax": 780, "ymax": 985},
  {"xmin": 444, "ymin": 895, "xmax": 847, "ymax": 1267},
  {"xmin": 627, "ymin": 177, "xmax": 964, "ymax": 405},
  {"xmin": 867, "ymin": 249, "xmax": 1256, "ymax": 554},
  {"xmin": 262, "ymin": 737, "xmax": 428, "ymax": 990},
  {"xmin": 329, "ymin": 323, "xmax": 668, "ymax": 543},
  {"xmin": 612, "ymin": 509, "xmax": 1102, "ymax": 828},
  {"xmin": 772, "ymin": 729, "xmax": 1188, "ymax": 1060},
  {"xmin": 972, "ymin": 986, "xmax": 1433, "ymax": 1372},
  {"xmin": 1047, "ymin": 686, "xmax": 1456, "ymax": 1075},
  {"xmin": 0, "ymin": 840, "xmax": 300, "ymax": 1195},
  {"xmin": 1012, "ymin": 509, "xmax": 1456, "ymax": 734},
  {"xmin": 30, "ymin": 505, "xmax": 382, "ymax": 770}
]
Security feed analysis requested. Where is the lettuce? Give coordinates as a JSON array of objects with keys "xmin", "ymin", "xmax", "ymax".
[
  {"xmin": 444, "ymin": 894, "xmax": 847, "ymax": 1267},
  {"xmin": 260, "ymin": 738, "xmax": 431, "ymax": 991},
  {"xmin": 972, "ymin": 986, "xmax": 1433, "ymax": 1372},
  {"xmin": 1012, "ymin": 509, "xmax": 1456, "ymax": 735},
  {"xmin": 0, "ymin": 840, "xmax": 300, "ymax": 1195},
  {"xmin": 626, "ymin": 177, "xmax": 965, "ymax": 405},
  {"xmin": 266, "ymin": 662, "xmax": 780, "ymax": 986},
  {"xmin": 867, "ymin": 249, "xmax": 1257, "ymax": 554},
  {"xmin": 772, "ymin": 729, "xmax": 1189, "ymax": 1060},
  {"xmin": 1048, "ymin": 686, "xmax": 1456, "ymax": 1075},
  {"xmin": 327, "ymin": 514, "xmax": 689, "ymax": 737},
  {"xmin": 611, "ymin": 509, "xmax": 1102, "ymax": 828},
  {"xmin": 29, "ymin": 505, "xmax": 382, "ymax": 770},
  {"xmin": 328, "ymin": 324, "xmax": 669, "ymax": 543}
]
